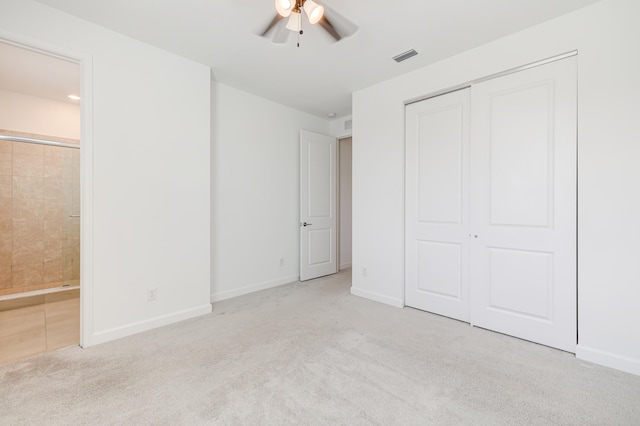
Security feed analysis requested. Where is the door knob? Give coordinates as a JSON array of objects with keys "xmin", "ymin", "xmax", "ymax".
[{"xmin": 302, "ymin": 222, "xmax": 312, "ymax": 227}]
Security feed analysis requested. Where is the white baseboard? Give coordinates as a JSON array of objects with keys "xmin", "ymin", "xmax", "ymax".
[
  {"xmin": 88, "ymin": 304, "xmax": 212, "ymax": 347},
  {"xmin": 576, "ymin": 345, "xmax": 640, "ymax": 376},
  {"xmin": 350, "ymin": 286, "xmax": 404, "ymax": 308},
  {"xmin": 211, "ymin": 275, "xmax": 298, "ymax": 303},
  {"xmin": 340, "ymin": 262, "xmax": 352, "ymax": 270}
]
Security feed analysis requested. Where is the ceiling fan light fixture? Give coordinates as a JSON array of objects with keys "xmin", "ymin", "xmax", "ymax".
[
  {"xmin": 275, "ymin": 0, "xmax": 293, "ymax": 17},
  {"xmin": 262, "ymin": 0, "xmax": 356, "ymax": 44},
  {"xmin": 285, "ymin": 11, "xmax": 302, "ymax": 31},
  {"xmin": 304, "ymin": 0, "xmax": 324, "ymax": 24}
]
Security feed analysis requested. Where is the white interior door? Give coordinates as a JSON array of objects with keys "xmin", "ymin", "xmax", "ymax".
[
  {"xmin": 405, "ymin": 89, "xmax": 471, "ymax": 321},
  {"xmin": 469, "ymin": 57, "xmax": 577, "ymax": 352},
  {"xmin": 300, "ymin": 130, "xmax": 337, "ymax": 281}
]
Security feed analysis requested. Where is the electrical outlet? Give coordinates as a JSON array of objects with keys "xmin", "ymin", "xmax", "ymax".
[
  {"xmin": 362, "ymin": 267, "xmax": 368, "ymax": 277},
  {"xmin": 147, "ymin": 288, "xmax": 157, "ymax": 301},
  {"xmin": 280, "ymin": 258, "xmax": 284, "ymax": 267}
]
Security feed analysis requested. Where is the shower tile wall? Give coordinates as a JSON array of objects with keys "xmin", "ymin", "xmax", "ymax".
[{"xmin": 0, "ymin": 138, "xmax": 80, "ymax": 297}]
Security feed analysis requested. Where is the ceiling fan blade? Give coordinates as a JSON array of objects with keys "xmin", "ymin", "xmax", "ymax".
[
  {"xmin": 319, "ymin": 16, "xmax": 341, "ymax": 41},
  {"xmin": 260, "ymin": 14, "xmax": 284, "ymax": 37},
  {"xmin": 271, "ymin": 22, "xmax": 291, "ymax": 44},
  {"xmin": 319, "ymin": 5, "xmax": 358, "ymax": 42}
]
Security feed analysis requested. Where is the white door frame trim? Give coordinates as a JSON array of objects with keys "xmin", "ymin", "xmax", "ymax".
[{"xmin": 0, "ymin": 31, "xmax": 95, "ymax": 348}]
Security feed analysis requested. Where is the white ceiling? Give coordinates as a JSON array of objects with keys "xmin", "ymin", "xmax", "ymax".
[
  {"xmin": 28, "ymin": 0, "xmax": 601, "ymax": 118},
  {"xmin": 0, "ymin": 40, "xmax": 80, "ymax": 105}
]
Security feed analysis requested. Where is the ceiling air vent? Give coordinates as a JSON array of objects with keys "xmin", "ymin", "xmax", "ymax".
[{"xmin": 393, "ymin": 49, "xmax": 418, "ymax": 63}]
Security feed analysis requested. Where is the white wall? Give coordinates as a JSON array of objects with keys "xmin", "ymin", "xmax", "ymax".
[
  {"xmin": 352, "ymin": 0, "xmax": 640, "ymax": 376},
  {"xmin": 0, "ymin": 89, "xmax": 80, "ymax": 140},
  {"xmin": 339, "ymin": 137, "xmax": 352, "ymax": 270},
  {"xmin": 330, "ymin": 115, "xmax": 353, "ymax": 139},
  {"xmin": 0, "ymin": 0, "xmax": 212, "ymax": 345},
  {"xmin": 211, "ymin": 82, "xmax": 329, "ymax": 301}
]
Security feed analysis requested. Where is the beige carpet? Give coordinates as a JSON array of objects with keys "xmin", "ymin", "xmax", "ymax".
[{"xmin": 1, "ymin": 269, "xmax": 640, "ymax": 425}]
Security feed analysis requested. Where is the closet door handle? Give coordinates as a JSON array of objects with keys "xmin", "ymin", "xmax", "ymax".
[{"xmin": 302, "ymin": 222, "xmax": 313, "ymax": 227}]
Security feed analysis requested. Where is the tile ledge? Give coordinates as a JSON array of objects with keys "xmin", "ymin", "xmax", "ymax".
[{"xmin": 0, "ymin": 284, "xmax": 79, "ymax": 302}]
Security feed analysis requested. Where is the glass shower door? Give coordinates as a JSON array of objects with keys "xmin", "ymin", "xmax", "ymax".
[{"xmin": 61, "ymin": 145, "xmax": 80, "ymax": 286}]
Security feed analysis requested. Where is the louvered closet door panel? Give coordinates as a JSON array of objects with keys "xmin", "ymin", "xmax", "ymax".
[
  {"xmin": 469, "ymin": 57, "xmax": 577, "ymax": 352},
  {"xmin": 405, "ymin": 89, "xmax": 470, "ymax": 322}
]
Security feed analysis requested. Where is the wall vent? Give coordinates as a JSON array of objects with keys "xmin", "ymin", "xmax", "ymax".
[
  {"xmin": 345, "ymin": 119, "xmax": 352, "ymax": 130},
  {"xmin": 393, "ymin": 49, "xmax": 418, "ymax": 63}
]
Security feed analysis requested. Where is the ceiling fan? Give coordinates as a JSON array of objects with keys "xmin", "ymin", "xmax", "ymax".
[{"xmin": 260, "ymin": 0, "xmax": 357, "ymax": 46}]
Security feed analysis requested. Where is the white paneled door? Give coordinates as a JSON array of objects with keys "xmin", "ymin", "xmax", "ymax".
[
  {"xmin": 405, "ymin": 57, "xmax": 577, "ymax": 352},
  {"xmin": 469, "ymin": 58, "xmax": 577, "ymax": 352},
  {"xmin": 300, "ymin": 130, "xmax": 338, "ymax": 281},
  {"xmin": 405, "ymin": 89, "xmax": 471, "ymax": 322}
]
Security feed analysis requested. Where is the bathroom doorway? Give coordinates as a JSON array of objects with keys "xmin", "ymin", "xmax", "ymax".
[
  {"xmin": 338, "ymin": 136, "xmax": 352, "ymax": 271},
  {"xmin": 0, "ymin": 40, "xmax": 81, "ymax": 364}
]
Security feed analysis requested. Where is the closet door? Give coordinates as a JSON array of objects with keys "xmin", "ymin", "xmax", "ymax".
[
  {"xmin": 469, "ymin": 57, "xmax": 577, "ymax": 352},
  {"xmin": 405, "ymin": 89, "xmax": 470, "ymax": 321}
]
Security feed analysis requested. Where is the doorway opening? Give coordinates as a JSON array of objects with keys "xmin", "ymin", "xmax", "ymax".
[
  {"xmin": 298, "ymin": 130, "xmax": 351, "ymax": 281},
  {"xmin": 338, "ymin": 136, "xmax": 352, "ymax": 271},
  {"xmin": 0, "ymin": 40, "xmax": 82, "ymax": 364}
]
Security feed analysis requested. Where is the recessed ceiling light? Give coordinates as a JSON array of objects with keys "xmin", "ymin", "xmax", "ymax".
[
  {"xmin": 68, "ymin": 94, "xmax": 80, "ymax": 100},
  {"xmin": 327, "ymin": 112, "xmax": 336, "ymax": 118}
]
